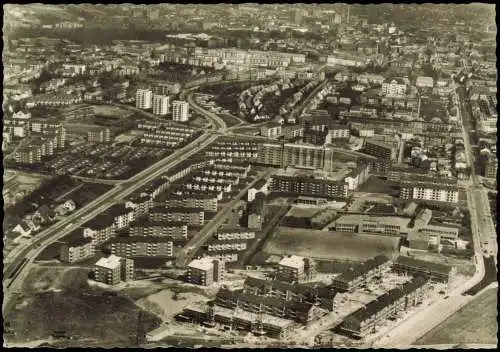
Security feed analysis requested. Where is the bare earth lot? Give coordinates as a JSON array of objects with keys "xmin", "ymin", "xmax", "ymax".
[
  {"xmin": 4, "ymin": 266, "xmax": 160, "ymax": 347},
  {"xmin": 414, "ymin": 287, "xmax": 498, "ymax": 345}
]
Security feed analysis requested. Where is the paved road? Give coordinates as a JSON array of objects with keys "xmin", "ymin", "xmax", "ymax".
[
  {"xmin": 176, "ymin": 169, "xmax": 274, "ymax": 267},
  {"xmin": 369, "ymin": 83, "xmax": 496, "ymax": 347},
  {"xmin": 455, "ymin": 85, "xmax": 497, "ymax": 259},
  {"xmin": 2, "ymin": 89, "xmax": 229, "ymax": 312}
]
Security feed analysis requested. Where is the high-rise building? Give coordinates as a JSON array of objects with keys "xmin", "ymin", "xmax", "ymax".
[
  {"xmin": 136, "ymin": 89, "xmax": 152, "ymax": 109},
  {"xmin": 172, "ymin": 100, "xmax": 189, "ymax": 121},
  {"xmin": 152, "ymin": 94, "xmax": 170, "ymax": 116}
]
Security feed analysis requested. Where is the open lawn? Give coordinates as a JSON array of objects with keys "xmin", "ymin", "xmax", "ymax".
[
  {"xmin": 263, "ymin": 226, "xmax": 400, "ymax": 262},
  {"xmin": 5, "ymin": 266, "xmax": 160, "ymax": 345},
  {"xmin": 219, "ymin": 113, "xmax": 242, "ymax": 128},
  {"xmin": 92, "ymin": 105, "xmax": 132, "ymax": 118},
  {"xmin": 414, "ymin": 288, "xmax": 498, "ymax": 345}
]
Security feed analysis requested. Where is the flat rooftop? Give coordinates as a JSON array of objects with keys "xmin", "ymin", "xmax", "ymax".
[{"xmin": 278, "ymin": 255, "xmax": 305, "ymax": 269}]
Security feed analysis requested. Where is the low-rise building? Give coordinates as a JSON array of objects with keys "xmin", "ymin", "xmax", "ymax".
[{"xmin": 335, "ymin": 214, "xmax": 411, "ymax": 236}]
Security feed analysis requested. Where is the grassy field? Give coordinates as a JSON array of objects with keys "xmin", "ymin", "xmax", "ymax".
[
  {"xmin": 414, "ymin": 288, "xmax": 498, "ymax": 345},
  {"xmin": 263, "ymin": 227, "xmax": 400, "ymax": 261},
  {"xmin": 5, "ymin": 266, "xmax": 160, "ymax": 345},
  {"xmin": 92, "ymin": 105, "xmax": 132, "ymax": 118},
  {"xmin": 219, "ymin": 113, "xmax": 242, "ymax": 128}
]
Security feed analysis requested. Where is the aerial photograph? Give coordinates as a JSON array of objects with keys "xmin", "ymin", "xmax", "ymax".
[{"xmin": 2, "ymin": 3, "xmax": 497, "ymax": 349}]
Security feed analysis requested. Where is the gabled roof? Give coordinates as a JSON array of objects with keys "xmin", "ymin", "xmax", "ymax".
[{"xmin": 394, "ymin": 256, "xmax": 452, "ymax": 275}]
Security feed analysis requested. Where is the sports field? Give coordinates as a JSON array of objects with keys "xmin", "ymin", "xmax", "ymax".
[{"xmin": 263, "ymin": 226, "xmax": 400, "ymax": 262}]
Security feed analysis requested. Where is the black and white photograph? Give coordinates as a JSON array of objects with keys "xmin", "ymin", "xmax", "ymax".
[{"xmin": 2, "ymin": 3, "xmax": 497, "ymax": 349}]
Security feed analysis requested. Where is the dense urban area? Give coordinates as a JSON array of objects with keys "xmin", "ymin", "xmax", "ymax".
[{"xmin": 2, "ymin": 3, "xmax": 497, "ymax": 349}]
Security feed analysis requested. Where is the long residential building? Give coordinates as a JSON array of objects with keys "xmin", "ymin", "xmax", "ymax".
[
  {"xmin": 215, "ymin": 229, "xmax": 256, "ymax": 241},
  {"xmin": 154, "ymin": 192, "xmax": 218, "ymax": 212},
  {"xmin": 392, "ymin": 256, "xmax": 455, "ymax": 285},
  {"xmin": 243, "ymin": 277, "xmax": 337, "ymax": 312},
  {"xmin": 330, "ymin": 255, "xmax": 391, "ymax": 291},
  {"xmin": 339, "ymin": 276, "xmax": 431, "ymax": 338},
  {"xmin": 270, "ymin": 174, "xmax": 348, "ymax": 200},
  {"xmin": 400, "ymin": 180, "xmax": 459, "ymax": 203},
  {"xmin": 214, "ymin": 288, "xmax": 319, "ymax": 324},
  {"xmin": 129, "ymin": 219, "xmax": 188, "ymax": 240},
  {"xmin": 105, "ymin": 237, "xmax": 174, "ymax": 258},
  {"xmin": 187, "ymin": 257, "xmax": 225, "ymax": 286},
  {"xmin": 149, "ymin": 206, "xmax": 205, "ymax": 226}
]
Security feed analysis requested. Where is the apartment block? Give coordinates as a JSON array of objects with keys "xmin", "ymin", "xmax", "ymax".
[
  {"xmin": 392, "ymin": 255, "xmax": 455, "ymax": 283},
  {"xmin": 59, "ymin": 237, "xmax": 95, "ymax": 264},
  {"xmin": 339, "ymin": 276, "xmax": 431, "ymax": 338},
  {"xmin": 149, "ymin": 206, "xmax": 205, "ymax": 226},
  {"xmin": 105, "ymin": 237, "xmax": 174, "ymax": 258},
  {"xmin": 93, "ymin": 255, "xmax": 134, "ymax": 285},
  {"xmin": 152, "ymin": 94, "xmax": 170, "ymax": 116},
  {"xmin": 136, "ymin": 88, "xmax": 153, "ymax": 109},
  {"xmin": 187, "ymin": 257, "xmax": 225, "ymax": 286},
  {"xmin": 87, "ymin": 127, "xmax": 111, "ymax": 143},
  {"xmin": 400, "ymin": 181, "xmax": 459, "ymax": 203},
  {"xmin": 270, "ymin": 175, "xmax": 348, "ymax": 200},
  {"xmin": 261, "ymin": 123, "xmax": 282, "ymax": 139},
  {"xmin": 82, "ymin": 214, "xmax": 117, "ymax": 246},
  {"xmin": 215, "ymin": 229, "xmax": 256, "ymax": 241},
  {"xmin": 172, "ymin": 100, "xmax": 189, "ymax": 122},
  {"xmin": 154, "ymin": 193, "xmax": 218, "ymax": 212},
  {"xmin": 215, "ymin": 288, "xmax": 316, "ymax": 324},
  {"xmin": 129, "ymin": 219, "xmax": 188, "ymax": 240},
  {"xmin": 363, "ymin": 139, "xmax": 396, "ymax": 162},
  {"xmin": 330, "ymin": 255, "xmax": 390, "ymax": 291}
]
